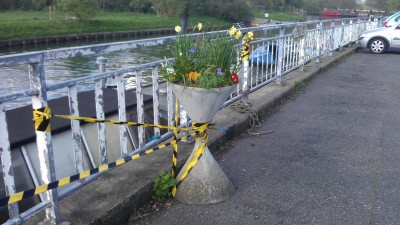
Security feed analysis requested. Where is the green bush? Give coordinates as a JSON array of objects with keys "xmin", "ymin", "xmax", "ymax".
[
  {"xmin": 152, "ymin": 170, "xmax": 176, "ymax": 199},
  {"xmin": 57, "ymin": 0, "xmax": 97, "ymax": 20},
  {"xmin": 204, "ymin": 0, "xmax": 252, "ymax": 22}
]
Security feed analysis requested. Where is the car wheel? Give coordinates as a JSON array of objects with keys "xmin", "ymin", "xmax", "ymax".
[{"xmin": 369, "ymin": 38, "xmax": 386, "ymax": 54}]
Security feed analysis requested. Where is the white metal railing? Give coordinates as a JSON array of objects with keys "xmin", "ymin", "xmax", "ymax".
[{"xmin": 0, "ymin": 17, "xmax": 381, "ymax": 225}]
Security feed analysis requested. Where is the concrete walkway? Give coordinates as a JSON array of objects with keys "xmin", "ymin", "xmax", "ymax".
[{"xmin": 135, "ymin": 49, "xmax": 400, "ymax": 225}]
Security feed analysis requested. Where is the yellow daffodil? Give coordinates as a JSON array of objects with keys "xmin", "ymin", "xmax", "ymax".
[
  {"xmin": 247, "ymin": 32, "xmax": 254, "ymax": 40},
  {"xmin": 229, "ymin": 26, "xmax": 237, "ymax": 36},
  {"xmin": 235, "ymin": 30, "xmax": 242, "ymax": 39},
  {"xmin": 175, "ymin": 26, "xmax": 181, "ymax": 33},
  {"xmin": 197, "ymin": 23, "xmax": 202, "ymax": 31}
]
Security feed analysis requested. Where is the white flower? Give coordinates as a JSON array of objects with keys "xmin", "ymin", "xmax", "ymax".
[{"xmin": 166, "ymin": 67, "xmax": 174, "ymax": 74}]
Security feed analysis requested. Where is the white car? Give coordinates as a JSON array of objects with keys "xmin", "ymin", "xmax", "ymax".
[{"xmin": 358, "ymin": 23, "xmax": 400, "ymax": 54}]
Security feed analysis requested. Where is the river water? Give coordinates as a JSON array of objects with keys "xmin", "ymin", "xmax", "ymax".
[{"xmin": 0, "ymin": 35, "xmax": 173, "ymax": 107}]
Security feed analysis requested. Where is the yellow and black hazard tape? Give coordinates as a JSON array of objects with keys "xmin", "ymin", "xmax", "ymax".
[
  {"xmin": 33, "ymin": 107, "xmax": 52, "ymax": 132},
  {"xmin": 0, "ymin": 132, "xmax": 197, "ymax": 207},
  {"xmin": 32, "ymin": 106, "xmax": 213, "ymax": 200},
  {"xmin": 171, "ymin": 99, "xmax": 179, "ymax": 178},
  {"xmin": 172, "ymin": 130, "xmax": 208, "ymax": 197},
  {"xmin": 33, "ymin": 106, "xmax": 202, "ymax": 133}
]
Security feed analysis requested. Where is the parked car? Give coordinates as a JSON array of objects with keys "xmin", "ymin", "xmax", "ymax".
[
  {"xmin": 383, "ymin": 11, "xmax": 400, "ymax": 27},
  {"xmin": 358, "ymin": 23, "xmax": 400, "ymax": 54}
]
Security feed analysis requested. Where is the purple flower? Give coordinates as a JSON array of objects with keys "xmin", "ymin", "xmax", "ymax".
[
  {"xmin": 188, "ymin": 47, "xmax": 196, "ymax": 53},
  {"xmin": 216, "ymin": 68, "xmax": 223, "ymax": 75}
]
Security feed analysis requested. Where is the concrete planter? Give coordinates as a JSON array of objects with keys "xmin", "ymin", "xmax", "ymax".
[{"xmin": 171, "ymin": 84, "xmax": 236, "ymax": 204}]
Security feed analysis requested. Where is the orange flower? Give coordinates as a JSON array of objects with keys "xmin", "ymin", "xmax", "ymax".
[{"xmin": 185, "ymin": 71, "xmax": 199, "ymax": 81}]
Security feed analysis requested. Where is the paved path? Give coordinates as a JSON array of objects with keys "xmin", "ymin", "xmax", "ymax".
[{"xmin": 136, "ymin": 50, "xmax": 400, "ymax": 225}]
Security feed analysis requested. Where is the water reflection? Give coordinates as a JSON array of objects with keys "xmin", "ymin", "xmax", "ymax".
[{"xmin": 0, "ymin": 43, "xmax": 173, "ymax": 107}]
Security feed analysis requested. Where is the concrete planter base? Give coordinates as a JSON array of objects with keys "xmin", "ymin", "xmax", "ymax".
[{"xmin": 171, "ymin": 84, "xmax": 236, "ymax": 204}]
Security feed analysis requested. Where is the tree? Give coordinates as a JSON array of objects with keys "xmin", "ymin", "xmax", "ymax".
[
  {"xmin": 366, "ymin": 0, "xmax": 389, "ymax": 11},
  {"xmin": 150, "ymin": 0, "xmax": 200, "ymax": 32},
  {"xmin": 388, "ymin": 0, "xmax": 400, "ymax": 10},
  {"xmin": 57, "ymin": 0, "xmax": 98, "ymax": 20},
  {"xmin": 205, "ymin": 0, "xmax": 252, "ymax": 22},
  {"xmin": 129, "ymin": 0, "xmax": 152, "ymax": 13}
]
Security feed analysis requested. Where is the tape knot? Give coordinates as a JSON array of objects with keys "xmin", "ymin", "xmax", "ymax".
[{"xmin": 33, "ymin": 106, "xmax": 52, "ymax": 132}]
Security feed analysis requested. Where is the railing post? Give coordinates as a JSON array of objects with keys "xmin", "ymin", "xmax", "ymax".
[
  {"xmin": 117, "ymin": 73, "xmax": 128, "ymax": 154},
  {"xmin": 97, "ymin": 56, "xmax": 115, "ymax": 88},
  {"xmin": 241, "ymin": 60, "xmax": 249, "ymax": 104},
  {"xmin": 364, "ymin": 18, "xmax": 367, "ymax": 33},
  {"xmin": 136, "ymin": 71, "xmax": 145, "ymax": 148},
  {"xmin": 339, "ymin": 20, "xmax": 345, "ymax": 51},
  {"xmin": 316, "ymin": 21, "xmax": 323, "ymax": 63},
  {"xmin": 95, "ymin": 56, "xmax": 108, "ymax": 164},
  {"xmin": 152, "ymin": 67, "xmax": 161, "ymax": 139},
  {"xmin": 298, "ymin": 25, "xmax": 307, "ymax": 72},
  {"xmin": 96, "ymin": 56, "xmax": 107, "ymax": 73},
  {"xmin": 0, "ymin": 104, "xmax": 20, "ymax": 220},
  {"xmin": 349, "ymin": 20, "xmax": 354, "ymax": 45},
  {"xmin": 29, "ymin": 60, "xmax": 60, "ymax": 224},
  {"xmin": 329, "ymin": 22, "xmax": 335, "ymax": 56},
  {"xmin": 68, "ymin": 85, "xmax": 85, "ymax": 172},
  {"xmin": 276, "ymin": 27, "xmax": 285, "ymax": 85}
]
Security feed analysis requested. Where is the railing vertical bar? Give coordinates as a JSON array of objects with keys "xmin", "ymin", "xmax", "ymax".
[
  {"xmin": 68, "ymin": 86, "xmax": 85, "ymax": 172},
  {"xmin": 21, "ymin": 145, "xmax": 45, "ymax": 201},
  {"xmin": 316, "ymin": 22, "xmax": 322, "ymax": 63},
  {"xmin": 258, "ymin": 43, "xmax": 263, "ymax": 81},
  {"xmin": 295, "ymin": 34, "xmax": 298, "ymax": 66},
  {"xmin": 167, "ymin": 84, "xmax": 174, "ymax": 127},
  {"xmin": 291, "ymin": 35, "xmax": 294, "ymax": 69},
  {"xmin": 242, "ymin": 60, "xmax": 249, "ymax": 94},
  {"xmin": 136, "ymin": 70, "xmax": 145, "ymax": 148},
  {"xmin": 330, "ymin": 22, "xmax": 335, "ymax": 55},
  {"xmin": 29, "ymin": 60, "xmax": 60, "ymax": 224},
  {"xmin": 267, "ymin": 41, "xmax": 271, "ymax": 80},
  {"xmin": 260, "ymin": 42, "xmax": 265, "ymax": 82},
  {"xmin": 282, "ymin": 37, "xmax": 287, "ymax": 72},
  {"xmin": 117, "ymin": 74, "xmax": 128, "ymax": 155},
  {"xmin": 0, "ymin": 104, "xmax": 20, "ymax": 219},
  {"xmin": 340, "ymin": 21, "xmax": 345, "ymax": 50},
  {"xmin": 80, "ymin": 129, "xmax": 96, "ymax": 168},
  {"xmin": 152, "ymin": 67, "xmax": 161, "ymax": 138},
  {"xmin": 288, "ymin": 36, "xmax": 292, "ymax": 70},
  {"xmin": 276, "ymin": 27, "xmax": 285, "ymax": 85},
  {"xmin": 256, "ymin": 43, "xmax": 261, "ymax": 83},
  {"xmin": 249, "ymin": 45, "xmax": 254, "ymax": 88}
]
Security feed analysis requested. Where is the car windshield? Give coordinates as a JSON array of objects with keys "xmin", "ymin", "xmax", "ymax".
[{"xmin": 385, "ymin": 12, "xmax": 400, "ymax": 21}]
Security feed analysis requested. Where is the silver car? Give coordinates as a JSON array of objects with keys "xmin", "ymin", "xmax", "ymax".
[{"xmin": 358, "ymin": 23, "xmax": 400, "ymax": 54}]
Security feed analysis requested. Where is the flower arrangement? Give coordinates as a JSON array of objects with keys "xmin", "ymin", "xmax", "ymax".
[{"xmin": 161, "ymin": 23, "xmax": 254, "ymax": 89}]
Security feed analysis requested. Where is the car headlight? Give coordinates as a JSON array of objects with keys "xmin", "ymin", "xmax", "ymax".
[{"xmin": 358, "ymin": 34, "xmax": 366, "ymax": 40}]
